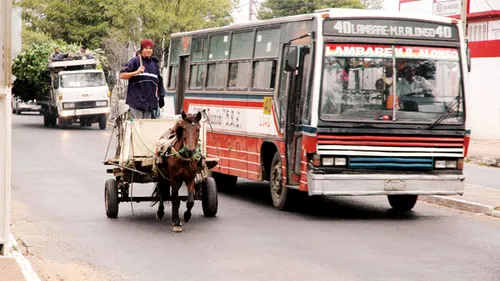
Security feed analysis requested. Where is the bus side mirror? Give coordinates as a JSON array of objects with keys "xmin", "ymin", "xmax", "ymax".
[
  {"xmin": 284, "ymin": 46, "xmax": 298, "ymax": 72},
  {"xmin": 466, "ymin": 47, "xmax": 471, "ymax": 72},
  {"xmin": 53, "ymin": 77, "xmax": 59, "ymax": 89}
]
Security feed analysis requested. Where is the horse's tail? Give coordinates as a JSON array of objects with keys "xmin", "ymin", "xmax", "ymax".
[{"xmin": 150, "ymin": 182, "xmax": 170, "ymax": 206}]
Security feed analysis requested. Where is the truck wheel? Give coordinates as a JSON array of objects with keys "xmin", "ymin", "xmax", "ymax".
[
  {"xmin": 43, "ymin": 114, "xmax": 50, "ymax": 127},
  {"xmin": 99, "ymin": 115, "xmax": 107, "ymax": 130},
  {"xmin": 388, "ymin": 195, "xmax": 418, "ymax": 211},
  {"xmin": 49, "ymin": 116, "xmax": 57, "ymax": 128},
  {"xmin": 270, "ymin": 151, "xmax": 294, "ymax": 210},
  {"xmin": 105, "ymin": 179, "xmax": 119, "ymax": 218},
  {"xmin": 59, "ymin": 118, "xmax": 69, "ymax": 129},
  {"xmin": 202, "ymin": 177, "xmax": 218, "ymax": 217}
]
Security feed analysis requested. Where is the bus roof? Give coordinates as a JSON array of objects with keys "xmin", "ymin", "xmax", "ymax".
[{"xmin": 170, "ymin": 8, "xmax": 461, "ymax": 39}]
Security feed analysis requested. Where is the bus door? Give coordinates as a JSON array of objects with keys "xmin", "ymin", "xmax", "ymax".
[
  {"xmin": 283, "ymin": 44, "xmax": 312, "ymax": 184},
  {"xmin": 175, "ymin": 55, "xmax": 189, "ymax": 114}
]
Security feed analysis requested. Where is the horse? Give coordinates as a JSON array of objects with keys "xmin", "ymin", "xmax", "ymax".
[{"xmin": 152, "ymin": 111, "xmax": 203, "ymax": 232}]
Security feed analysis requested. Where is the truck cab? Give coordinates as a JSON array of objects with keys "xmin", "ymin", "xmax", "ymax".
[{"xmin": 42, "ymin": 59, "xmax": 110, "ymax": 129}]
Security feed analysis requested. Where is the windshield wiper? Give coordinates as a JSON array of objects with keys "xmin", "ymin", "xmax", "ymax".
[{"xmin": 427, "ymin": 97, "xmax": 461, "ymax": 129}]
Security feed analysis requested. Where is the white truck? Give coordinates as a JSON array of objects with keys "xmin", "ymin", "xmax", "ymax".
[{"xmin": 41, "ymin": 59, "xmax": 110, "ymax": 129}]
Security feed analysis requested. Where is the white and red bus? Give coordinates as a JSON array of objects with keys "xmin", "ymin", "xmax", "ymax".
[{"xmin": 165, "ymin": 8, "xmax": 470, "ymax": 211}]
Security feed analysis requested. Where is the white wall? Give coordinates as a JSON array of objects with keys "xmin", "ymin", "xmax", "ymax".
[{"xmin": 467, "ymin": 57, "xmax": 500, "ymax": 139}]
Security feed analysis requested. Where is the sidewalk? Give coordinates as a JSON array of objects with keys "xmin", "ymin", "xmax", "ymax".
[
  {"xmin": 466, "ymin": 139, "xmax": 500, "ymax": 167},
  {"xmin": 420, "ymin": 138, "xmax": 500, "ymax": 217},
  {"xmin": 0, "ymin": 257, "xmax": 25, "ymax": 281}
]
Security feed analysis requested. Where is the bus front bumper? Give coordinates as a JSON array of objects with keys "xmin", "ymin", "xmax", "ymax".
[{"xmin": 307, "ymin": 173, "xmax": 465, "ymax": 196}]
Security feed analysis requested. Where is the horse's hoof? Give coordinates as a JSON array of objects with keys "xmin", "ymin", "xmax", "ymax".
[
  {"xmin": 172, "ymin": 225, "xmax": 183, "ymax": 232},
  {"xmin": 156, "ymin": 211, "xmax": 164, "ymax": 221},
  {"xmin": 184, "ymin": 211, "xmax": 192, "ymax": 222}
]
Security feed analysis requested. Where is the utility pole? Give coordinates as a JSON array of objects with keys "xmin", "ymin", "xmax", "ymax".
[
  {"xmin": 249, "ymin": 0, "xmax": 254, "ymax": 21},
  {"xmin": 0, "ymin": 0, "xmax": 12, "ymax": 256},
  {"xmin": 461, "ymin": 0, "xmax": 469, "ymax": 41}
]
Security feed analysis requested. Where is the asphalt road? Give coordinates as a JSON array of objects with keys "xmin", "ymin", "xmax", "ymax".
[{"xmin": 10, "ymin": 114, "xmax": 500, "ymax": 281}]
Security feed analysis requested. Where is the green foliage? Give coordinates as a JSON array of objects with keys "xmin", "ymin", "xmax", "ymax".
[
  {"xmin": 21, "ymin": 29, "xmax": 52, "ymax": 50},
  {"xmin": 18, "ymin": 0, "xmax": 109, "ymax": 49},
  {"xmin": 258, "ymin": 0, "xmax": 365, "ymax": 20},
  {"xmin": 12, "ymin": 42, "xmax": 105, "ymax": 102},
  {"xmin": 11, "ymin": 43, "xmax": 52, "ymax": 102},
  {"xmin": 102, "ymin": 0, "xmax": 234, "ymax": 54}
]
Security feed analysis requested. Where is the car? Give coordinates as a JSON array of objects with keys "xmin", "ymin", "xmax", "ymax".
[{"xmin": 11, "ymin": 96, "xmax": 41, "ymax": 115}]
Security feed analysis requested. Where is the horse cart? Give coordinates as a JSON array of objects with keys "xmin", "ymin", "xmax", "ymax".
[{"xmin": 103, "ymin": 112, "xmax": 219, "ymax": 230}]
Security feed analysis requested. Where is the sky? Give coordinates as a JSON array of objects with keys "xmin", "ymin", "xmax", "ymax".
[{"xmin": 231, "ymin": 0, "xmax": 400, "ymax": 23}]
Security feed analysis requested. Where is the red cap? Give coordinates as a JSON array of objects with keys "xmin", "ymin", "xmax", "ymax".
[{"xmin": 140, "ymin": 39, "xmax": 154, "ymax": 49}]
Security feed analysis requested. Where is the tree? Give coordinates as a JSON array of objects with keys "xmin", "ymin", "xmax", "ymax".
[
  {"xmin": 258, "ymin": 0, "xmax": 365, "ymax": 20},
  {"xmin": 17, "ymin": 0, "xmax": 110, "ymax": 49},
  {"xmin": 361, "ymin": 0, "xmax": 383, "ymax": 10}
]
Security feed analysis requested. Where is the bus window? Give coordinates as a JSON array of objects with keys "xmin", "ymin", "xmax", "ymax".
[
  {"xmin": 230, "ymin": 32, "xmax": 253, "ymax": 59},
  {"xmin": 209, "ymin": 34, "xmax": 230, "ymax": 61},
  {"xmin": 252, "ymin": 60, "xmax": 277, "ymax": 89},
  {"xmin": 255, "ymin": 29, "xmax": 280, "ymax": 58},
  {"xmin": 170, "ymin": 40, "xmax": 181, "ymax": 64},
  {"xmin": 168, "ymin": 66, "xmax": 178, "ymax": 89},
  {"xmin": 191, "ymin": 37, "xmax": 209, "ymax": 61},
  {"xmin": 189, "ymin": 64, "xmax": 206, "ymax": 89},
  {"xmin": 206, "ymin": 63, "xmax": 227, "ymax": 89},
  {"xmin": 228, "ymin": 62, "xmax": 251, "ymax": 89}
]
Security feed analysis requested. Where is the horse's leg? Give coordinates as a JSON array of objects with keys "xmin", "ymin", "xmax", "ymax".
[
  {"xmin": 156, "ymin": 182, "xmax": 166, "ymax": 221},
  {"xmin": 171, "ymin": 180, "xmax": 182, "ymax": 232},
  {"xmin": 183, "ymin": 180, "xmax": 195, "ymax": 223}
]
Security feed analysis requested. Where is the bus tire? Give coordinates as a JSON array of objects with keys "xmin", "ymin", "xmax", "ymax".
[
  {"xmin": 270, "ymin": 151, "xmax": 293, "ymax": 210},
  {"xmin": 388, "ymin": 195, "xmax": 418, "ymax": 211}
]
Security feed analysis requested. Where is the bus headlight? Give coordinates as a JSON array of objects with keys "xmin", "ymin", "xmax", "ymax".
[
  {"xmin": 435, "ymin": 160, "xmax": 457, "ymax": 169},
  {"xmin": 445, "ymin": 160, "xmax": 457, "ymax": 168},
  {"xmin": 322, "ymin": 157, "xmax": 334, "ymax": 166},
  {"xmin": 335, "ymin": 157, "xmax": 347, "ymax": 166}
]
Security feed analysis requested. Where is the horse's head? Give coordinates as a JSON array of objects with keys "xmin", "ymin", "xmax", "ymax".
[{"xmin": 176, "ymin": 111, "xmax": 202, "ymax": 157}]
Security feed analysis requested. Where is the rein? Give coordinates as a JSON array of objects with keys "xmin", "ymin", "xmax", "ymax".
[{"xmin": 169, "ymin": 142, "xmax": 202, "ymax": 162}]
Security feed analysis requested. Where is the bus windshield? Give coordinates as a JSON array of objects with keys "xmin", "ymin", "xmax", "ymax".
[
  {"xmin": 60, "ymin": 72, "xmax": 107, "ymax": 88},
  {"xmin": 320, "ymin": 44, "xmax": 464, "ymax": 124}
]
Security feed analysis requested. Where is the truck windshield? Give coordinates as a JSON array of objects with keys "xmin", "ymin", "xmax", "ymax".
[
  {"xmin": 60, "ymin": 72, "xmax": 106, "ymax": 88},
  {"xmin": 320, "ymin": 44, "xmax": 464, "ymax": 124}
]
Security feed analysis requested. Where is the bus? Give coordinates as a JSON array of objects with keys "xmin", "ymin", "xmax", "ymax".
[{"xmin": 164, "ymin": 8, "xmax": 470, "ymax": 211}]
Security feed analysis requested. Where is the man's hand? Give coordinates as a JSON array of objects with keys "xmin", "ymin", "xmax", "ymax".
[{"xmin": 137, "ymin": 66, "xmax": 145, "ymax": 74}]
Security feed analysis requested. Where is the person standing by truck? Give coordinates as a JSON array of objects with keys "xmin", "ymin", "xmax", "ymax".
[{"xmin": 120, "ymin": 39, "xmax": 164, "ymax": 119}]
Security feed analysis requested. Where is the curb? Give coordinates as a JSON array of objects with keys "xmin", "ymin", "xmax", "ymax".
[
  {"xmin": 466, "ymin": 155, "xmax": 500, "ymax": 168},
  {"xmin": 9, "ymin": 234, "xmax": 41, "ymax": 281},
  {"xmin": 419, "ymin": 195, "xmax": 500, "ymax": 218}
]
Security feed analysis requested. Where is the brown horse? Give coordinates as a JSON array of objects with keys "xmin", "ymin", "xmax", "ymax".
[{"xmin": 153, "ymin": 111, "xmax": 202, "ymax": 232}]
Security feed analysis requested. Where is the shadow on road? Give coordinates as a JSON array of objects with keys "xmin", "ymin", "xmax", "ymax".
[{"xmin": 221, "ymin": 180, "xmax": 422, "ymax": 221}]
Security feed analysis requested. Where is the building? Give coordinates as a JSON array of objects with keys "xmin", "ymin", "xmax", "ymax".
[{"xmin": 400, "ymin": 0, "xmax": 500, "ymax": 139}]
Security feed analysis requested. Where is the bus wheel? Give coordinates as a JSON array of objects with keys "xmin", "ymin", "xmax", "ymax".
[
  {"xmin": 388, "ymin": 195, "xmax": 418, "ymax": 211},
  {"xmin": 270, "ymin": 151, "xmax": 292, "ymax": 210}
]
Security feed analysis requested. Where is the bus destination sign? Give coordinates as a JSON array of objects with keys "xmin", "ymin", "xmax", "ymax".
[{"xmin": 324, "ymin": 19, "xmax": 459, "ymax": 40}]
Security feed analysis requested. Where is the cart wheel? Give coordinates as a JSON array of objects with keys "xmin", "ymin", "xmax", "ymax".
[
  {"xmin": 202, "ymin": 177, "xmax": 218, "ymax": 217},
  {"xmin": 105, "ymin": 178, "xmax": 119, "ymax": 218}
]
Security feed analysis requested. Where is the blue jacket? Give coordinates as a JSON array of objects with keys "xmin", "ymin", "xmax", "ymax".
[{"xmin": 121, "ymin": 56, "xmax": 165, "ymax": 111}]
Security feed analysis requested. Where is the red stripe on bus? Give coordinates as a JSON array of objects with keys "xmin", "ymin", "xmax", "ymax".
[
  {"xmin": 185, "ymin": 98, "xmax": 263, "ymax": 108},
  {"xmin": 317, "ymin": 140, "xmax": 463, "ymax": 147},
  {"xmin": 317, "ymin": 135, "xmax": 463, "ymax": 142}
]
